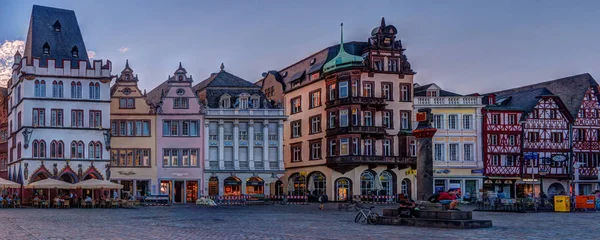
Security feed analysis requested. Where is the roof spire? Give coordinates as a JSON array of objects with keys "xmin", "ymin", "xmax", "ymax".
[
  {"xmin": 381, "ymin": 17, "xmax": 386, "ymax": 28},
  {"xmin": 179, "ymin": 62, "xmax": 183, "ymax": 69},
  {"xmin": 220, "ymin": 62, "xmax": 225, "ymax": 71},
  {"xmin": 125, "ymin": 59, "xmax": 130, "ymax": 69},
  {"xmin": 339, "ymin": 23, "xmax": 346, "ymax": 54}
]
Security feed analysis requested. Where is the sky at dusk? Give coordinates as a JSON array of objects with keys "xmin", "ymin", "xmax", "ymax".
[{"xmin": 2, "ymin": 0, "xmax": 600, "ymax": 94}]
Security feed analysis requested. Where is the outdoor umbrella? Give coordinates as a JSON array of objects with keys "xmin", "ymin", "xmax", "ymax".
[
  {"xmin": 75, "ymin": 179, "xmax": 123, "ymax": 189},
  {"xmin": 0, "ymin": 178, "xmax": 21, "ymax": 189},
  {"xmin": 25, "ymin": 179, "xmax": 76, "ymax": 189}
]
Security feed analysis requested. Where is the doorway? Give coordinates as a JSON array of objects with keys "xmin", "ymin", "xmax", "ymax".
[{"xmin": 174, "ymin": 181, "xmax": 183, "ymax": 203}]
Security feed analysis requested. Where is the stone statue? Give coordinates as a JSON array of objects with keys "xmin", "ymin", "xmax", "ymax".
[
  {"xmin": 78, "ymin": 164, "xmax": 83, "ymax": 179},
  {"xmin": 105, "ymin": 164, "xmax": 111, "ymax": 180},
  {"xmin": 53, "ymin": 163, "xmax": 58, "ymax": 177},
  {"xmin": 400, "ymin": 54, "xmax": 413, "ymax": 74},
  {"xmin": 24, "ymin": 163, "xmax": 28, "ymax": 180}
]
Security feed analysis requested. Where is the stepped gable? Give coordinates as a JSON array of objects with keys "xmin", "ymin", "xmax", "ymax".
[{"xmin": 24, "ymin": 5, "xmax": 90, "ymax": 68}]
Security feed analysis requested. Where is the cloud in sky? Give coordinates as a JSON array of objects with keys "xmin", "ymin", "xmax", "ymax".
[
  {"xmin": 119, "ymin": 47, "xmax": 129, "ymax": 53},
  {"xmin": 0, "ymin": 40, "xmax": 25, "ymax": 87},
  {"xmin": 87, "ymin": 50, "xmax": 96, "ymax": 59}
]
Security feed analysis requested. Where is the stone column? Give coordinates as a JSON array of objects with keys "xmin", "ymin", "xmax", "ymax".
[
  {"xmin": 133, "ymin": 181, "xmax": 137, "ymax": 197},
  {"xmin": 233, "ymin": 120, "xmax": 240, "ymax": 170},
  {"xmin": 183, "ymin": 180, "xmax": 187, "ymax": 204},
  {"xmin": 574, "ymin": 165, "xmax": 580, "ymax": 196},
  {"xmin": 218, "ymin": 120, "xmax": 224, "ymax": 170},
  {"xmin": 263, "ymin": 120, "xmax": 270, "ymax": 170},
  {"xmin": 412, "ymin": 108, "xmax": 437, "ymax": 201},
  {"xmin": 204, "ymin": 121, "xmax": 210, "ymax": 170},
  {"xmin": 278, "ymin": 120, "xmax": 284, "ymax": 170},
  {"xmin": 248, "ymin": 120, "xmax": 255, "ymax": 170}
]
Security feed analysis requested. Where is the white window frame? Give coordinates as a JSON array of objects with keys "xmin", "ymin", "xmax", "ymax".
[
  {"xmin": 340, "ymin": 138, "xmax": 349, "ymax": 156},
  {"xmin": 463, "ymin": 115, "xmax": 472, "ymax": 130},
  {"xmin": 339, "ymin": 109, "xmax": 349, "ymax": 127},
  {"xmin": 433, "ymin": 115, "xmax": 444, "ymax": 129},
  {"xmin": 449, "ymin": 143, "xmax": 459, "ymax": 161},
  {"xmin": 448, "ymin": 114, "xmax": 458, "ymax": 129},
  {"xmin": 463, "ymin": 144, "xmax": 473, "ymax": 161},
  {"xmin": 434, "ymin": 143, "xmax": 445, "ymax": 161}
]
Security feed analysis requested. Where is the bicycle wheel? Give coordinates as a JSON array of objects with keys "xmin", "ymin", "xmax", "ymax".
[
  {"xmin": 355, "ymin": 211, "xmax": 364, "ymax": 223},
  {"xmin": 367, "ymin": 212, "xmax": 380, "ymax": 225}
]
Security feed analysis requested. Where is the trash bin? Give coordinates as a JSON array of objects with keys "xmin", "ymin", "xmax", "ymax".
[{"xmin": 554, "ymin": 195, "xmax": 570, "ymax": 212}]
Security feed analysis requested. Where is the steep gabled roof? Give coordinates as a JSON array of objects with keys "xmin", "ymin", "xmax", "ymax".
[
  {"xmin": 146, "ymin": 80, "xmax": 169, "ymax": 106},
  {"xmin": 24, "ymin": 5, "xmax": 90, "ymax": 68},
  {"xmin": 193, "ymin": 69, "xmax": 260, "ymax": 92},
  {"xmin": 491, "ymin": 73, "xmax": 598, "ymax": 118},
  {"xmin": 486, "ymin": 88, "xmax": 555, "ymax": 119}
]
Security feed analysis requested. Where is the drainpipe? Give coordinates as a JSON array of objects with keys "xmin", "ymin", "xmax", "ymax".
[
  {"xmin": 568, "ymin": 122, "xmax": 574, "ymax": 196},
  {"xmin": 519, "ymin": 119, "xmax": 526, "ymax": 198}
]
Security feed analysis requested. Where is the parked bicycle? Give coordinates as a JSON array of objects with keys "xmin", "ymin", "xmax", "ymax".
[{"xmin": 354, "ymin": 206, "xmax": 380, "ymax": 225}]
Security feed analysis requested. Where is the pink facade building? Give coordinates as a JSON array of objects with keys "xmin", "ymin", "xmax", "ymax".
[{"xmin": 147, "ymin": 63, "xmax": 204, "ymax": 203}]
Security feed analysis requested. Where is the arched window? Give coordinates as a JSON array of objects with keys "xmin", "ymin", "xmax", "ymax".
[
  {"xmin": 237, "ymin": 93, "xmax": 250, "ymax": 109},
  {"xmin": 208, "ymin": 177, "xmax": 219, "ymax": 196},
  {"xmin": 34, "ymin": 80, "xmax": 40, "ymax": 97},
  {"xmin": 71, "ymin": 46, "xmax": 78, "ymax": 58},
  {"xmin": 39, "ymin": 140, "xmax": 46, "ymax": 158},
  {"xmin": 88, "ymin": 142, "xmax": 94, "ymax": 159},
  {"xmin": 335, "ymin": 178, "xmax": 352, "ymax": 201},
  {"xmin": 95, "ymin": 83, "xmax": 100, "ymax": 99},
  {"xmin": 288, "ymin": 173, "xmax": 306, "ymax": 196},
  {"xmin": 401, "ymin": 178, "xmax": 412, "ymax": 199},
  {"xmin": 360, "ymin": 171, "xmax": 375, "ymax": 196},
  {"xmin": 32, "ymin": 140, "xmax": 39, "ymax": 158},
  {"xmin": 95, "ymin": 142, "xmax": 102, "ymax": 159},
  {"xmin": 71, "ymin": 141, "xmax": 77, "ymax": 158},
  {"xmin": 71, "ymin": 82, "xmax": 76, "ymax": 98},
  {"xmin": 57, "ymin": 141, "xmax": 64, "ymax": 158},
  {"xmin": 308, "ymin": 172, "xmax": 326, "ymax": 197},
  {"xmin": 89, "ymin": 82, "xmax": 95, "ymax": 99},
  {"xmin": 220, "ymin": 94, "xmax": 231, "ymax": 108},
  {"xmin": 58, "ymin": 81, "xmax": 64, "ymax": 98},
  {"xmin": 40, "ymin": 80, "xmax": 46, "ymax": 97},
  {"xmin": 43, "ymin": 42, "xmax": 50, "ymax": 54},
  {"xmin": 274, "ymin": 180, "xmax": 284, "ymax": 196},
  {"xmin": 78, "ymin": 141, "xmax": 84, "ymax": 159},
  {"xmin": 380, "ymin": 171, "xmax": 394, "ymax": 197},
  {"xmin": 76, "ymin": 82, "xmax": 82, "ymax": 99},
  {"xmin": 50, "ymin": 140, "xmax": 57, "ymax": 158},
  {"xmin": 53, "ymin": 20, "xmax": 61, "ymax": 32},
  {"xmin": 251, "ymin": 94, "xmax": 260, "ymax": 109}
]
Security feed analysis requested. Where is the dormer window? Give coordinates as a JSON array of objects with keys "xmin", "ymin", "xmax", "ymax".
[
  {"xmin": 176, "ymin": 88, "xmax": 185, "ymax": 95},
  {"xmin": 71, "ymin": 46, "xmax": 79, "ymax": 58},
  {"xmin": 251, "ymin": 95, "xmax": 260, "ymax": 109},
  {"xmin": 388, "ymin": 59, "xmax": 398, "ymax": 72},
  {"xmin": 53, "ymin": 21, "xmax": 61, "ymax": 32},
  {"xmin": 220, "ymin": 95, "xmax": 231, "ymax": 108},
  {"xmin": 426, "ymin": 90, "xmax": 438, "ymax": 97},
  {"xmin": 178, "ymin": 76, "xmax": 183, "ymax": 81},
  {"xmin": 374, "ymin": 59, "xmax": 383, "ymax": 71},
  {"xmin": 488, "ymin": 96, "xmax": 495, "ymax": 105},
  {"xmin": 237, "ymin": 93, "xmax": 250, "ymax": 110},
  {"xmin": 43, "ymin": 42, "xmax": 50, "ymax": 54}
]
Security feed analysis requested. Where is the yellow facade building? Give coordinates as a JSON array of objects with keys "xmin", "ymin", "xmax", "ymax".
[
  {"xmin": 413, "ymin": 83, "xmax": 485, "ymax": 201},
  {"xmin": 109, "ymin": 61, "xmax": 158, "ymax": 197}
]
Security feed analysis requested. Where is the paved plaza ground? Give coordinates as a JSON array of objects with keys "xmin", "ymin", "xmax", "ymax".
[{"xmin": 0, "ymin": 203, "xmax": 599, "ymax": 240}]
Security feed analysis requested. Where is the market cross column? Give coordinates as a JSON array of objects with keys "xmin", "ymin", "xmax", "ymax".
[{"xmin": 412, "ymin": 108, "xmax": 437, "ymax": 201}]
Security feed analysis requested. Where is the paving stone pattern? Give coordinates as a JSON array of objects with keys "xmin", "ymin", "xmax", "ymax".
[{"xmin": 0, "ymin": 204, "xmax": 599, "ymax": 240}]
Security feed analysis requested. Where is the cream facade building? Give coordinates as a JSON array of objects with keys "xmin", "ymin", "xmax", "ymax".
[
  {"xmin": 109, "ymin": 61, "xmax": 157, "ymax": 197},
  {"xmin": 413, "ymin": 83, "xmax": 485, "ymax": 200}
]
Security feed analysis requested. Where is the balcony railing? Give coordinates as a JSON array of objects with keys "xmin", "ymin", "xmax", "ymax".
[
  {"xmin": 325, "ymin": 97, "xmax": 387, "ymax": 109},
  {"xmin": 326, "ymin": 126, "xmax": 388, "ymax": 137},
  {"xmin": 327, "ymin": 155, "xmax": 416, "ymax": 165},
  {"xmin": 414, "ymin": 96, "xmax": 482, "ymax": 106}
]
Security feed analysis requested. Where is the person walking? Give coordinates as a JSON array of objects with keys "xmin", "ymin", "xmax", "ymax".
[{"xmin": 318, "ymin": 192, "xmax": 328, "ymax": 210}]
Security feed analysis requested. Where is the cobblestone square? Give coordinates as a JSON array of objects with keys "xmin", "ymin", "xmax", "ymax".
[{"xmin": 1, "ymin": 204, "xmax": 599, "ymax": 240}]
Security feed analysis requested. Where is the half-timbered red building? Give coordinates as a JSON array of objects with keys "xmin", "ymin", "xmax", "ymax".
[{"xmin": 487, "ymin": 73, "xmax": 600, "ymax": 196}]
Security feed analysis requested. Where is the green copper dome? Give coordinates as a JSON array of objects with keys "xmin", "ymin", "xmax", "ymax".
[{"xmin": 323, "ymin": 23, "xmax": 364, "ymax": 74}]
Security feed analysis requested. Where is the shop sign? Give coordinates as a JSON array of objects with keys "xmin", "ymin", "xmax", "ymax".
[
  {"xmin": 551, "ymin": 154, "xmax": 567, "ymax": 162},
  {"xmin": 524, "ymin": 152, "xmax": 539, "ymax": 160},
  {"xmin": 521, "ymin": 178, "xmax": 538, "ymax": 182},
  {"xmin": 405, "ymin": 169, "xmax": 416, "ymax": 175},
  {"xmin": 118, "ymin": 170, "xmax": 136, "ymax": 176},
  {"xmin": 471, "ymin": 169, "xmax": 484, "ymax": 174},
  {"xmin": 434, "ymin": 169, "xmax": 451, "ymax": 174},
  {"xmin": 246, "ymin": 181, "xmax": 264, "ymax": 186},
  {"xmin": 171, "ymin": 173, "xmax": 189, "ymax": 177}
]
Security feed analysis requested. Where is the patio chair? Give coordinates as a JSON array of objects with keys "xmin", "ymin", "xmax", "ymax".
[
  {"xmin": 14, "ymin": 200, "xmax": 21, "ymax": 208},
  {"xmin": 54, "ymin": 201, "xmax": 61, "ymax": 209},
  {"xmin": 134, "ymin": 200, "xmax": 140, "ymax": 207},
  {"xmin": 63, "ymin": 200, "xmax": 70, "ymax": 209},
  {"xmin": 41, "ymin": 201, "xmax": 49, "ymax": 208},
  {"xmin": 111, "ymin": 200, "xmax": 119, "ymax": 209},
  {"xmin": 99, "ymin": 200, "xmax": 106, "ymax": 208},
  {"xmin": 0, "ymin": 200, "xmax": 5, "ymax": 208}
]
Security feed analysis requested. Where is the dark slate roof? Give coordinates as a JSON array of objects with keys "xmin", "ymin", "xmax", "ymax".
[
  {"xmin": 414, "ymin": 83, "xmax": 462, "ymax": 97},
  {"xmin": 24, "ymin": 5, "xmax": 89, "ymax": 68},
  {"xmin": 490, "ymin": 73, "xmax": 598, "ymax": 118},
  {"xmin": 205, "ymin": 89, "xmax": 270, "ymax": 109},
  {"xmin": 485, "ymin": 88, "xmax": 553, "ymax": 119},
  {"xmin": 146, "ymin": 80, "xmax": 169, "ymax": 106},
  {"xmin": 274, "ymin": 42, "xmax": 367, "ymax": 92},
  {"xmin": 193, "ymin": 70, "xmax": 260, "ymax": 92}
]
